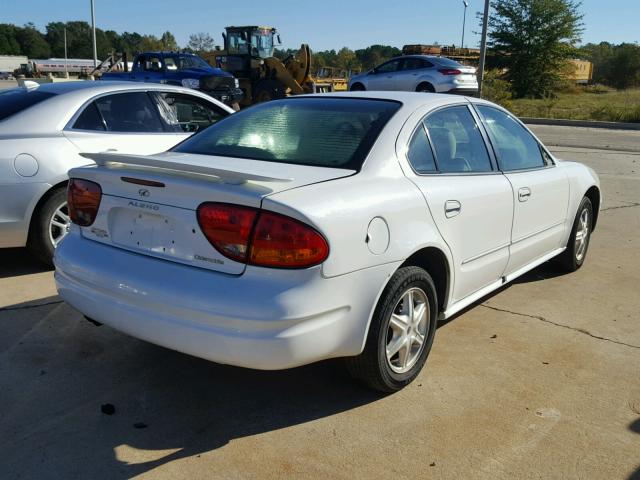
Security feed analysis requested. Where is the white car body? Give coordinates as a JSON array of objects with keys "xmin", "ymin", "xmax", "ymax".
[
  {"xmin": 54, "ymin": 92, "xmax": 600, "ymax": 384},
  {"xmin": 0, "ymin": 81, "xmax": 233, "ymax": 256}
]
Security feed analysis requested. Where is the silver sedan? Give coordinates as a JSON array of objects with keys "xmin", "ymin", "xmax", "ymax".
[
  {"xmin": 0, "ymin": 81, "xmax": 233, "ymax": 264},
  {"xmin": 349, "ymin": 55, "xmax": 478, "ymax": 95}
]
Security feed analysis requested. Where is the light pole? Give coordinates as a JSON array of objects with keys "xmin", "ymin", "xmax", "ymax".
[
  {"xmin": 90, "ymin": 0, "xmax": 97, "ymax": 69},
  {"xmin": 477, "ymin": 0, "xmax": 490, "ymax": 98},
  {"xmin": 461, "ymin": 0, "xmax": 469, "ymax": 50}
]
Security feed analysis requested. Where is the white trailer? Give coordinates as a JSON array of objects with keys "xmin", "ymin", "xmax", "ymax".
[{"xmin": 0, "ymin": 55, "xmax": 28, "ymax": 73}]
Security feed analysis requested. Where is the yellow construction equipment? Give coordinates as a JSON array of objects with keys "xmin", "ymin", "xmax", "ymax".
[{"xmin": 203, "ymin": 26, "xmax": 344, "ymax": 106}]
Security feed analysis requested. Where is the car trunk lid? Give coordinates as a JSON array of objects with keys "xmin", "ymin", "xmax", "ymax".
[{"xmin": 70, "ymin": 151, "xmax": 354, "ymax": 274}]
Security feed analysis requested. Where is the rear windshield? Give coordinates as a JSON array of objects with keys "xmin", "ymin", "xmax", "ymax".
[
  {"xmin": 436, "ymin": 57, "xmax": 464, "ymax": 68},
  {"xmin": 0, "ymin": 89, "xmax": 56, "ymax": 121},
  {"xmin": 173, "ymin": 97, "xmax": 401, "ymax": 170}
]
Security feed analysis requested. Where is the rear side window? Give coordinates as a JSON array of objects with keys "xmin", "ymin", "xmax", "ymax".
[
  {"xmin": 73, "ymin": 102, "xmax": 105, "ymax": 131},
  {"xmin": 424, "ymin": 106, "xmax": 492, "ymax": 173},
  {"xmin": 407, "ymin": 125, "xmax": 436, "ymax": 173},
  {"xmin": 93, "ymin": 92, "xmax": 164, "ymax": 133},
  {"xmin": 0, "ymin": 89, "xmax": 56, "ymax": 121},
  {"xmin": 173, "ymin": 98, "xmax": 401, "ymax": 170},
  {"xmin": 476, "ymin": 105, "xmax": 546, "ymax": 171}
]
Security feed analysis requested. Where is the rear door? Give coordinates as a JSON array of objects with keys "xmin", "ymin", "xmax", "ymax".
[
  {"xmin": 395, "ymin": 57, "xmax": 434, "ymax": 91},
  {"xmin": 474, "ymin": 105, "xmax": 569, "ymax": 275},
  {"xmin": 404, "ymin": 104, "xmax": 514, "ymax": 303},
  {"xmin": 64, "ymin": 91, "xmax": 189, "ymax": 155},
  {"xmin": 367, "ymin": 59, "xmax": 402, "ymax": 90}
]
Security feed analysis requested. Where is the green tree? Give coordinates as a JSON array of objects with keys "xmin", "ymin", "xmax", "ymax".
[
  {"xmin": 0, "ymin": 24, "xmax": 22, "ymax": 55},
  {"xmin": 16, "ymin": 23, "xmax": 50, "ymax": 58},
  {"xmin": 488, "ymin": 0, "xmax": 583, "ymax": 97},
  {"xmin": 160, "ymin": 31, "xmax": 179, "ymax": 51}
]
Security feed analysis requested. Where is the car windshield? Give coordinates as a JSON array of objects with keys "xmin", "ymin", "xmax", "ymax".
[
  {"xmin": 0, "ymin": 89, "xmax": 57, "ymax": 121},
  {"xmin": 173, "ymin": 98, "xmax": 401, "ymax": 170}
]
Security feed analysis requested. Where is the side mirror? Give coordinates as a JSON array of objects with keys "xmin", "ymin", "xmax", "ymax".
[
  {"xmin": 222, "ymin": 33, "xmax": 227, "ymax": 46},
  {"xmin": 368, "ymin": 69, "xmax": 377, "ymax": 75},
  {"xmin": 277, "ymin": 34, "xmax": 282, "ymax": 45}
]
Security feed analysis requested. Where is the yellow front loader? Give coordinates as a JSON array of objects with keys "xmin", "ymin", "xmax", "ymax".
[{"xmin": 203, "ymin": 26, "xmax": 340, "ymax": 106}]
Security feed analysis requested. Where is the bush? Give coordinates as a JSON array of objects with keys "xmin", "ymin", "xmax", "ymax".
[
  {"xmin": 582, "ymin": 84, "xmax": 614, "ymax": 94},
  {"xmin": 481, "ymin": 69, "xmax": 513, "ymax": 109}
]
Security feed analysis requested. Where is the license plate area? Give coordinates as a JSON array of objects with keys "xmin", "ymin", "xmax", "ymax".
[{"xmin": 80, "ymin": 195, "xmax": 245, "ymax": 275}]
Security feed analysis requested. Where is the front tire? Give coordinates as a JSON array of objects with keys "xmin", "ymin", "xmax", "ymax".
[
  {"xmin": 416, "ymin": 82, "xmax": 435, "ymax": 93},
  {"xmin": 28, "ymin": 187, "xmax": 70, "ymax": 266},
  {"xmin": 346, "ymin": 266, "xmax": 438, "ymax": 393},
  {"xmin": 350, "ymin": 82, "xmax": 366, "ymax": 91},
  {"xmin": 557, "ymin": 196, "xmax": 593, "ymax": 272},
  {"xmin": 253, "ymin": 79, "xmax": 286, "ymax": 103}
]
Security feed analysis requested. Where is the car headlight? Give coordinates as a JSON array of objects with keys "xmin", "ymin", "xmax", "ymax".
[
  {"xmin": 181, "ymin": 78, "xmax": 200, "ymax": 89},
  {"xmin": 234, "ymin": 78, "xmax": 239, "ymax": 88}
]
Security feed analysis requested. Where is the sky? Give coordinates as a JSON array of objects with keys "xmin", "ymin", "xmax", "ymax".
[{"xmin": 1, "ymin": 0, "xmax": 638, "ymax": 52}]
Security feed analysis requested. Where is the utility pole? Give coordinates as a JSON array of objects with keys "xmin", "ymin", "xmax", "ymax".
[
  {"xmin": 461, "ymin": 0, "xmax": 469, "ymax": 50},
  {"xmin": 90, "ymin": 0, "xmax": 97, "ymax": 68},
  {"xmin": 477, "ymin": 0, "xmax": 490, "ymax": 98},
  {"xmin": 64, "ymin": 27, "xmax": 68, "ymax": 78}
]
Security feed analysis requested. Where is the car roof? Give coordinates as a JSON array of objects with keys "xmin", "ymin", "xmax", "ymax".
[{"xmin": 26, "ymin": 80, "xmax": 193, "ymax": 96}]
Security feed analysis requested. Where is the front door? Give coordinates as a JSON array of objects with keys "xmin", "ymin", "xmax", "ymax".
[
  {"xmin": 474, "ymin": 105, "xmax": 569, "ymax": 275},
  {"xmin": 405, "ymin": 104, "xmax": 514, "ymax": 303},
  {"xmin": 367, "ymin": 59, "xmax": 401, "ymax": 91}
]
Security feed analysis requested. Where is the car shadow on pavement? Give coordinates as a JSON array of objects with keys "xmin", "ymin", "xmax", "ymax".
[
  {"xmin": 629, "ymin": 419, "xmax": 640, "ymax": 480},
  {"xmin": 0, "ymin": 298, "xmax": 383, "ymax": 479},
  {"xmin": 0, "ymin": 247, "xmax": 51, "ymax": 279}
]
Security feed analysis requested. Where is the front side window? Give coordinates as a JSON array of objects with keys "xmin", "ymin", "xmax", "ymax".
[
  {"xmin": 93, "ymin": 92, "xmax": 164, "ymax": 133},
  {"xmin": 0, "ymin": 89, "xmax": 56, "ymax": 121},
  {"xmin": 375, "ymin": 60, "xmax": 400, "ymax": 74},
  {"xmin": 424, "ymin": 106, "xmax": 492, "ymax": 173},
  {"xmin": 173, "ymin": 98, "xmax": 401, "ymax": 170},
  {"xmin": 227, "ymin": 32, "xmax": 249, "ymax": 55},
  {"xmin": 154, "ymin": 92, "xmax": 227, "ymax": 132},
  {"xmin": 476, "ymin": 105, "xmax": 546, "ymax": 171},
  {"xmin": 407, "ymin": 125, "xmax": 436, "ymax": 173}
]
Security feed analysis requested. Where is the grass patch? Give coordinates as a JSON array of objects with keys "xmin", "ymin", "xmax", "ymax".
[{"xmin": 508, "ymin": 88, "xmax": 640, "ymax": 123}]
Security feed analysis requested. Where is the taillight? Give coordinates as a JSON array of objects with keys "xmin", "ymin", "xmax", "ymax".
[
  {"xmin": 197, "ymin": 203, "xmax": 257, "ymax": 262},
  {"xmin": 438, "ymin": 68, "xmax": 462, "ymax": 75},
  {"xmin": 67, "ymin": 178, "xmax": 102, "ymax": 226},
  {"xmin": 196, "ymin": 202, "xmax": 329, "ymax": 268},
  {"xmin": 249, "ymin": 211, "xmax": 329, "ymax": 268}
]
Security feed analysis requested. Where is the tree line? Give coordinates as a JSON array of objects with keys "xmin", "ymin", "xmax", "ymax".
[{"xmin": 2, "ymin": 7, "xmax": 639, "ymax": 97}]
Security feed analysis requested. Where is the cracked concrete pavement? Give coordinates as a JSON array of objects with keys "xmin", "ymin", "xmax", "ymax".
[{"xmin": 1, "ymin": 126, "xmax": 639, "ymax": 479}]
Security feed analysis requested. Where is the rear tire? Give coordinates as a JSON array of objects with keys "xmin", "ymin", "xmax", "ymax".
[
  {"xmin": 28, "ymin": 187, "xmax": 69, "ymax": 267},
  {"xmin": 346, "ymin": 266, "xmax": 438, "ymax": 393},
  {"xmin": 350, "ymin": 82, "xmax": 366, "ymax": 91},
  {"xmin": 416, "ymin": 82, "xmax": 435, "ymax": 93},
  {"xmin": 556, "ymin": 196, "xmax": 593, "ymax": 272}
]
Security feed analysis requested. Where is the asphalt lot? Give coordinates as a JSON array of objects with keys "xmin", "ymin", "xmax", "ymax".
[{"xmin": 1, "ymin": 126, "xmax": 639, "ymax": 479}]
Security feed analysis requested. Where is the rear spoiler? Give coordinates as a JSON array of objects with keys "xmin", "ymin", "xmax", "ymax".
[{"xmin": 80, "ymin": 152, "xmax": 293, "ymax": 185}]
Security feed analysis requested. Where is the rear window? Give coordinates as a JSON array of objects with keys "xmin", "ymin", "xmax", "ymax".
[
  {"xmin": 173, "ymin": 98, "xmax": 401, "ymax": 170},
  {"xmin": 0, "ymin": 89, "xmax": 56, "ymax": 121},
  {"xmin": 436, "ymin": 57, "xmax": 464, "ymax": 68}
]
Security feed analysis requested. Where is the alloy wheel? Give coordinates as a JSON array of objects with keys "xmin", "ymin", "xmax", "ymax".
[
  {"xmin": 49, "ymin": 201, "xmax": 71, "ymax": 248},
  {"xmin": 385, "ymin": 287, "xmax": 430, "ymax": 374}
]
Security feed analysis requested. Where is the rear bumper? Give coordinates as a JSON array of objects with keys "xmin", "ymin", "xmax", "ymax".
[
  {"xmin": 54, "ymin": 231, "xmax": 398, "ymax": 369},
  {"xmin": 0, "ymin": 182, "xmax": 51, "ymax": 248}
]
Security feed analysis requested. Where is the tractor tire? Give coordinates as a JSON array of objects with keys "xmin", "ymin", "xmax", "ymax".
[{"xmin": 253, "ymin": 79, "xmax": 286, "ymax": 103}]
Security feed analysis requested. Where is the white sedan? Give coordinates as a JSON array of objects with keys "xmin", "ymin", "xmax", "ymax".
[
  {"xmin": 0, "ymin": 81, "xmax": 233, "ymax": 264},
  {"xmin": 54, "ymin": 92, "xmax": 600, "ymax": 392}
]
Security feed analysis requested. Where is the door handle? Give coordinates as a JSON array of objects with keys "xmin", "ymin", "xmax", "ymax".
[
  {"xmin": 445, "ymin": 200, "xmax": 462, "ymax": 218},
  {"xmin": 518, "ymin": 187, "xmax": 531, "ymax": 202}
]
